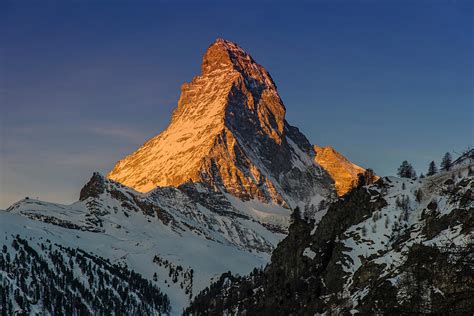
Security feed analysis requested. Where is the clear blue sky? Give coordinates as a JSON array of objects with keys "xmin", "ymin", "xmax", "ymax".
[{"xmin": 1, "ymin": 1, "xmax": 473, "ymax": 208}]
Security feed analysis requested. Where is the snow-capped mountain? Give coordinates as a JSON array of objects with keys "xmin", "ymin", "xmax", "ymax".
[
  {"xmin": 108, "ymin": 38, "xmax": 334, "ymax": 209},
  {"xmin": 2, "ymin": 173, "xmax": 277, "ymax": 313},
  {"xmin": 186, "ymin": 149, "xmax": 474, "ymax": 315},
  {"xmin": 0, "ymin": 38, "xmax": 377, "ymax": 315}
]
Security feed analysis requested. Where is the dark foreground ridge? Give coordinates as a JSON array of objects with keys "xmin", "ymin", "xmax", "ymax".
[{"xmin": 185, "ymin": 151, "xmax": 474, "ymax": 315}]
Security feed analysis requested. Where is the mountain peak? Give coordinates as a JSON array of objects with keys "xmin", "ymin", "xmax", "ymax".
[
  {"xmin": 201, "ymin": 38, "xmax": 236, "ymax": 74},
  {"xmin": 201, "ymin": 38, "xmax": 277, "ymax": 90},
  {"xmin": 108, "ymin": 39, "xmax": 333, "ymax": 206},
  {"xmin": 314, "ymin": 145, "xmax": 349, "ymax": 163},
  {"xmin": 208, "ymin": 38, "xmax": 241, "ymax": 53},
  {"xmin": 79, "ymin": 172, "xmax": 106, "ymax": 201}
]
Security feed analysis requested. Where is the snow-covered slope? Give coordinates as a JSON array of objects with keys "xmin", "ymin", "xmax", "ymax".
[
  {"xmin": 185, "ymin": 150, "xmax": 474, "ymax": 315},
  {"xmin": 108, "ymin": 39, "xmax": 334, "ymax": 210},
  {"xmin": 335, "ymin": 159, "xmax": 473, "ymax": 312},
  {"xmin": 1, "ymin": 232, "xmax": 171, "ymax": 314},
  {"xmin": 2, "ymin": 173, "xmax": 283, "ymax": 313}
]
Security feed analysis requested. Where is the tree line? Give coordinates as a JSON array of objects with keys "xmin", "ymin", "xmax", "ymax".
[
  {"xmin": 0, "ymin": 235, "xmax": 170, "ymax": 315},
  {"xmin": 397, "ymin": 152, "xmax": 457, "ymax": 179}
]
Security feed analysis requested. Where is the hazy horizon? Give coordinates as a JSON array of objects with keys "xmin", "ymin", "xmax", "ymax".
[{"xmin": 1, "ymin": 1, "xmax": 473, "ymax": 208}]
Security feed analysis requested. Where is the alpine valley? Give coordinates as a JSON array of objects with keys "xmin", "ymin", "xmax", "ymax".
[{"xmin": 1, "ymin": 39, "xmax": 472, "ymax": 315}]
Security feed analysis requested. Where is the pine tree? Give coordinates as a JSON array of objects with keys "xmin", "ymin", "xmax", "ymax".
[
  {"xmin": 427, "ymin": 161, "xmax": 437, "ymax": 176},
  {"xmin": 397, "ymin": 161, "xmax": 416, "ymax": 178},
  {"xmin": 440, "ymin": 152, "xmax": 452, "ymax": 171},
  {"xmin": 291, "ymin": 207, "xmax": 301, "ymax": 222},
  {"xmin": 318, "ymin": 200, "xmax": 326, "ymax": 211},
  {"xmin": 415, "ymin": 188, "xmax": 423, "ymax": 202}
]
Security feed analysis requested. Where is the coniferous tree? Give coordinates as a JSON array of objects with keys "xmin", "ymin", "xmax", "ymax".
[
  {"xmin": 291, "ymin": 207, "xmax": 301, "ymax": 222},
  {"xmin": 356, "ymin": 173, "xmax": 366, "ymax": 188},
  {"xmin": 318, "ymin": 200, "xmax": 326, "ymax": 211},
  {"xmin": 415, "ymin": 188, "xmax": 423, "ymax": 202},
  {"xmin": 397, "ymin": 161, "xmax": 416, "ymax": 178},
  {"xmin": 440, "ymin": 152, "xmax": 452, "ymax": 171},
  {"xmin": 427, "ymin": 161, "xmax": 437, "ymax": 176},
  {"xmin": 364, "ymin": 168, "xmax": 376, "ymax": 185}
]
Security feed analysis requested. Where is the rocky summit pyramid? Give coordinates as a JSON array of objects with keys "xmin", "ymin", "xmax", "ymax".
[{"xmin": 108, "ymin": 38, "xmax": 335, "ymax": 208}]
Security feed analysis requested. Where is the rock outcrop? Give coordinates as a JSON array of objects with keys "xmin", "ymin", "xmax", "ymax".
[
  {"xmin": 185, "ymin": 150, "xmax": 474, "ymax": 315},
  {"xmin": 313, "ymin": 145, "xmax": 377, "ymax": 196}
]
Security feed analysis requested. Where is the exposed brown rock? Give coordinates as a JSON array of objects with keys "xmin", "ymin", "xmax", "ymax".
[{"xmin": 313, "ymin": 145, "xmax": 378, "ymax": 196}]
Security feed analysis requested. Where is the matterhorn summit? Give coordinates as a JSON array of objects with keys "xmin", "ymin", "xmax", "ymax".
[{"xmin": 108, "ymin": 38, "xmax": 336, "ymax": 208}]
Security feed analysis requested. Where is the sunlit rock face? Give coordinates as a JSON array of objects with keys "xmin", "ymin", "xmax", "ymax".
[
  {"xmin": 108, "ymin": 38, "xmax": 333, "ymax": 207},
  {"xmin": 313, "ymin": 145, "xmax": 370, "ymax": 196}
]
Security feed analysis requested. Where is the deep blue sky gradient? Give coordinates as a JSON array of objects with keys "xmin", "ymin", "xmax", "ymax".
[{"xmin": 1, "ymin": 1, "xmax": 473, "ymax": 207}]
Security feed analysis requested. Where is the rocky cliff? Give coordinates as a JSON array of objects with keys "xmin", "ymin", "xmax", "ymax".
[{"xmin": 185, "ymin": 150, "xmax": 474, "ymax": 315}]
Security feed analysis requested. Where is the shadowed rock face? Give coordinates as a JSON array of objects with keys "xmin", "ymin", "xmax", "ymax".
[
  {"xmin": 184, "ymin": 152, "xmax": 474, "ymax": 315},
  {"xmin": 108, "ymin": 39, "xmax": 333, "ymax": 207},
  {"xmin": 79, "ymin": 172, "xmax": 106, "ymax": 201}
]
